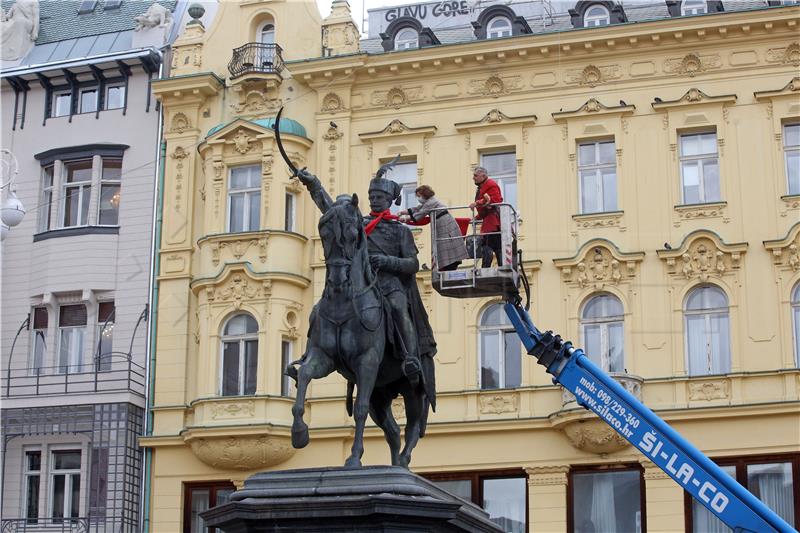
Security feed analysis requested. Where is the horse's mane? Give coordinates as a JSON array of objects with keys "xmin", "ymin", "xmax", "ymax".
[{"xmin": 319, "ymin": 201, "xmax": 375, "ymax": 286}]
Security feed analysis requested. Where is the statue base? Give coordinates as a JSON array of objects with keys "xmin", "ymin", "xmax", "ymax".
[{"xmin": 200, "ymin": 465, "xmax": 504, "ymax": 532}]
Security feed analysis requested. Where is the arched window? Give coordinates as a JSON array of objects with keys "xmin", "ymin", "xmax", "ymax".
[
  {"xmin": 220, "ymin": 314, "xmax": 258, "ymax": 396},
  {"xmin": 479, "ymin": 304, "xmax": 521, "ymax": 389},
  {"xmin": 257, "ymin": 22, "xmax": 275, "ymax": 44},
  {"xmin": 581, "ymin": 294, "xmax": 624, "ymax": 373},
  {"xmin": 681, "ymin": 0, "xmax": 707, "ymax": 15},
  {"xmin": 793, "ymin": 283, "xmax": 800, "ymax": 366},
  {"xmin": 584, "ymin": 4, "xmax": 610, "ymax": 26},
  {"xmin": 394, "ymin": 28, "xmax": 419, "ymax": 50},
  {"xmin": 684, "ymin": 286, "xmax": 730, "ymax": 376},
  {"xmin": 487, "ymin": 16, "xmax": 512, "ymax": 38}
]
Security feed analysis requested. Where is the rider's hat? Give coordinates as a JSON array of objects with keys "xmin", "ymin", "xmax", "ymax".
[{"xmin": 369, "ymin": 153, "xmax": 403, "ymax": 205}]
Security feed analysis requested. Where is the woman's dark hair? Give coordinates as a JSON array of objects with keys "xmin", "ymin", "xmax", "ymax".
[{"xmin": 415, "ymin": 184, "xmax": 435, "ymax": 199}]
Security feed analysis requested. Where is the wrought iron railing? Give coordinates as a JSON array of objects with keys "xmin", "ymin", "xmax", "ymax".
[
  {"xmin": 228, "ymin": 42, "xmax": 284, "ymax": 79},
  {"xmin": 1, "ymin": 517, "xmax": 90, "ymax": 533},
  {"xmin": 2, "ymin": 353, "xmax": 145, "ymax": 398}
]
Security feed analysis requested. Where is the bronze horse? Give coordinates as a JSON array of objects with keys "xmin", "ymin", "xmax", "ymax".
[{"xmin": 287, "ymin": 195, "xmax": 431, "ymax": 468}]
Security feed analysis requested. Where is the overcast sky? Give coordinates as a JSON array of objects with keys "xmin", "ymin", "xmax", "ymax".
[{"xmin": 315, "ymin": 0, "xmax": 419, "ymax": 35}]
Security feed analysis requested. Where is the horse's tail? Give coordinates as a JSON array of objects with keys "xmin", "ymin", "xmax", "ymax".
[{"xmin": 346, "ymin": 381, "xmax": 355, "ymax": 417}]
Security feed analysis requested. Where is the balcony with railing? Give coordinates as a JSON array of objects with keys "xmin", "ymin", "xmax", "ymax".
[
  {"xmin": 2, "ymin": 353, "xmax": 145, "ymax": 399},
  {"xmin": 228, "ymin": 43, "xmax": 284, "ymax": 81}
]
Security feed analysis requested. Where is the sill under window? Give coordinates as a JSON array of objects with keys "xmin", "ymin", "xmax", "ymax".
[
  {"xmin": 33, "ymin": 225, "xmax": 119, "ymax": 242},
  {"xmin": 674, "ymin": 201, "xmax": 727, "ymax": 210},
  {"xmin": 572, "ymin": 210, "xmax": 624, "ymax": 220},
  {"xmin": 780, "ymin": 194, "xmax": 800, "ymax": 201}
]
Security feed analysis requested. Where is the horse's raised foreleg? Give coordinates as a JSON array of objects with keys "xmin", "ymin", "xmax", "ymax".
[
  {"xmin": 291, "ymin": 346, "xmax": 334, "ymax": 449},
  {"xmin": 369, "ymin": 390, "xmax": 401, "ymax": 466},
  {"xmin": 398, "ymin": 390, "xmax": 425, "ymax": 468},
  {"xmin": 344, "ymin": 353, "xmax": 380, "ymax": 468}
]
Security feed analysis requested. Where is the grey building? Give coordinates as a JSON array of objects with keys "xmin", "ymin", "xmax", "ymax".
[{"xmin": 0, "ymin": 1, "xmax": 197, "ymax": 530}]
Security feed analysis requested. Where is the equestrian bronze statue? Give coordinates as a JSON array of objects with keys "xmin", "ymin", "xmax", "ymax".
[{"xmin": 274, "ymin": 109, "xmax": 436, "ymax": 468}]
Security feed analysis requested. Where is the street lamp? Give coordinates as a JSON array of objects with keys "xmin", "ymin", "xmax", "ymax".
[{"xmin": 0, "ymin": 149, "xmax": 26, "ymax": 241}]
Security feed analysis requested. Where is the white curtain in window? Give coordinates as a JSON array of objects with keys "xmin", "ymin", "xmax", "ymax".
[
  {"xmin": 709, "ymin": 313, "xmax": 730, "ymax": 374},
  {"xmin": 686, "ymin": 314, "xmax": 708, "ymax": 375},
  {"xmin": 748, "ymin": 463, "xmax": 795, "ymax": 526},
  {"xmin": 590, "ymin": 474, "xmax": 617, "ymax": 532}
]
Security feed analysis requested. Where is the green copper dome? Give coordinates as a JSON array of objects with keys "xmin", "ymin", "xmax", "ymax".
[{"xmin": 206, "ymin": 117, "xmax": 308, "ymax": 139}]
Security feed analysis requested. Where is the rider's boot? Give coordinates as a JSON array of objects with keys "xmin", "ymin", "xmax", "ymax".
[{"xmin": 402, "ymin": 355, "xmax": 421, "ymax": 387}]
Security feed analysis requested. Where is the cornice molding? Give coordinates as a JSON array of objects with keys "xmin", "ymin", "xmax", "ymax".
[
  {"xmin": 652, "ymin": 88, "xmax": 737, "ymax": 110},
  {"xmin": 359, "ymin": 119, "xmax": 437, "ymax": 141},
  {"xmin": 455, "ymin": 108, "xmax": 538, "ymax": 130},
  {"xmin": 754, "ymin": 76, "xmax": 800, "ymax": 101},
  {"xmin": 553, "ymin": 98, "xmax": 635, "ymax": 121}
]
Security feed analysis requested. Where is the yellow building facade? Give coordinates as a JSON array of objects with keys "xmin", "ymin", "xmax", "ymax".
[{"xmin": 142, "ymin": 1, "xmax": 800, "ymax": 531}]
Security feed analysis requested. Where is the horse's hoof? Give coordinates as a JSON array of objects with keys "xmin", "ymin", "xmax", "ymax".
[
  {"xmin": 398, "ymin": 455, "xmax": 410, "ymax": 469},
  {"xmin": 291, "ymin": 426, "xmax": 309, "ymax": 449},
  {"xmin": 344, "ymin": 456, "xmax": 362, "ymax": 469}
]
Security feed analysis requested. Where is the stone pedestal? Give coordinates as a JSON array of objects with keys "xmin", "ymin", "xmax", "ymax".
[{"xmin": 201, "ymin": 466, "xmax": 504, "ymax": 532}]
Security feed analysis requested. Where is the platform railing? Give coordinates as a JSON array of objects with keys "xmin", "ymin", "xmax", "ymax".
[{"xmin": 0, "ymin": 517, "xmax": 90, "ymax": 533}]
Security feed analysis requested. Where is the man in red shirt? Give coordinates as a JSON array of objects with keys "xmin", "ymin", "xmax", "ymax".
[{"xmin": 468, "ymin": 166, "xmax": 504, "ymax": 268}]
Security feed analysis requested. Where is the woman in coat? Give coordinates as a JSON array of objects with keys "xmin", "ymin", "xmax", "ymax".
[{"xmin": 401, "ymin": 185, "xmax": 469, "ymax": 271}]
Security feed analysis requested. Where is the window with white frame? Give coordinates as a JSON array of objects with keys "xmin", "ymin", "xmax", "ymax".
[
  {"xmin": 793, "ymin": 283, "xmax": 800, "ymax": 367},
  {"xmin": 58, "ymin": 304, "xmax": 87, "ymax": 374},
  {"xmin": 581, "ymin": 294, "xmax": 624, "ymax": 373},
  {"xmin": 685, "ymin": 285, "xmax": 730, "ymax": 376},
  {"xmin": 281, "ymin": 339, "xmax": 296, "ymax": 397},
  {"xmin": 96, "ymin": 302, "xmax": 114, "ymax": 371},
  {"xmin": 50, "ymin": 449, "xmax": 81, "ymax": 521},
  {"xmin": 258, "ymin": 22, "xmax": 275, "ymax": 44},
  {"xmin": 52, "ymin": 91, "xmax": 71, "ymax": 118},
  {"xmin": 480, "ymin": 152, "xmax": 517, "ymax": 209},
  {"xmin": 39, "ymin": 165, "xmax": 54, "ymax": 233},
  {"xmin": 99, "ymin": 159, "xmax": 121, "ymax": 225},
  {"xmin": 220, "ymin": 314, "xmax": 258, "ymax": 396},
  {"xmin": 62, "ymin": 160, "xmax": 93, "ymax": 227},
  {"xmin": 30, "ymin": 307, "xmax": 48, "ymax": 375},
  {"xmin": 228, "ymin": 165, "xmax": 261, "ymax": 233},
  {"xmin": 572, "ymin": 467, "xmax": 643, "ymax": 533},
  {"xmin": 284, "ymin": 191, "xmax": 296, "ymax": 232},
  {"xmin": 487, "ymin": 16, "xmax": 512, "ymax": 38},
  {"xmin": 578, "ymin": 140, "xmax": 617, "ymax": 213},
  {"xmin": 24, "ymin": 449, "xmax": 41, "ymax": 522},
  {"xmin": 479, "ymin": 303, "xmax": 521, "ymax": 389},
  {"xmin": 681, "ymin": 0, "xmax": 708, "ymax": 15},
  {"xmin": 384, "ymin": 160, "xmax": 417, "ymax": 215},
  {"xmin": 394, "ymin": 28, "xmax": 419, "ymax": 49},
  {"xmin": 79, "ymin": 88, "xmax": 97, "ymax": 114},
  {"xmin": 784, "ymin": 122, "xmax": 800, "ymax": 196},
  {"xmin": 680, "ymin": 131, "xmax": 720, "ymax": 204},
  {"xmin": 105, "ymin": 85, "xmax": 125, "ymax": 110},
  {"xmin": 584, "ymin": 4, "xmax": 610, "ymax": 26}
]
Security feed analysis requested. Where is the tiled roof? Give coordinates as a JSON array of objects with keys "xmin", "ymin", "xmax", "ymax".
[{"xmin": 360, "ymin": 0, "xmax": 774, "ymax": 55}]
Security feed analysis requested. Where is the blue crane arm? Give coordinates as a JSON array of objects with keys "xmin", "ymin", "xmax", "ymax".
[{"xmin": 503, "ymin": 302, "xmax": 796, "ymax": 533}]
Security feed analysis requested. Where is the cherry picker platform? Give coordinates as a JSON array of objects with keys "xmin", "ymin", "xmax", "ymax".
[{"xmin": 427, "ymin": 204, "xmax": 795, "ymax": 533}]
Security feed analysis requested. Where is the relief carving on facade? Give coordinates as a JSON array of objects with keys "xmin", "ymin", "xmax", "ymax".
[
  {"xmin": 232, "ymin": 130, "xmax": 255, "ymax": 154},
  {"xmin": 479, "ymin": 392, "xmax": 519, "ymax": 415},
  {"xmin": 526, "ymin": 465, "xmax": 569, "ymax": 486},
  {"xmin": 371, "ymin": 86, "xmax": 423, "ymax": 109},
  {"xmin": 170, "ymin": 112, "xmax": 191, "ymax": 133},
  {"xmin": 766, "ymin": 42, "xmax": 800, "ymax": 66},
  {"xmin": 467, "ymin": 74, "xmax": 523, "ymax": 98},
  {"xmin": 210, "ymin": 400, "xmax": 256, "ymax": 419},
  {"xmin": 554, "ymin": 240, "xmax": 644, "ymax": 290},
  {"xmin": 230, "ymin": 83, "xmax": 282, "ymax": 116},
  {"xmin": 764, "ymin": 222, "xmax": 800, "ymax": 272},
  {"xmin": 188, "ymin": 434, "xmax": 295, "ymax": 470},
  {"xmin": 658, "ymin": 231, "xmax": 746, "ymax": 282},
  {"xmin": 561, "ymin": 419, "xmax": 630, "ymax": 454},
  {"xmin": 213, "ymin": 273, "xmax": 260, "ymax": 309},
  {"xmin": 688, "ymin": 379, "xmax": 730, "ymax": 401},
  {"xmin": 391, "ymin": 398, "xmax": 406, "ymax": 420},
  {"xmin": 321, "ymin": 92, "xmax": 344, "ymax": 112},
  {"xmin": 664, "ymin": 53, "xmax": 721, "ymax": 76},
  {"xmin": 564, "ymin": 64, "xmax": 622, "ymax": 87},
  {"xmin": 674, "ymin": 201, "xmax": 728, "ymax": 227}
]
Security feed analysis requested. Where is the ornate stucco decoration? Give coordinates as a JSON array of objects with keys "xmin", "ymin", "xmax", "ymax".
[
  {"xmin": 370, "ymin": 86, "xmax": 423, "ymax": 109},
  {"xmin": 321, "ymin": 92, "xmax": 345, "ymax": 113},
  {"xmin": 688, "ymin": 379, "xmax": 730, "ymax": 402},
  {"xmin": 1, "ymin": 0, "xmax": 39, "ymax": 61},
  {"xmin": 764, "ymin": 222, "xmax": 800, "ymax": 273},
  {"xmin": 552, "ymin": 98, "xmax": 636, "ymax": 121},
  {"xmin": 479, "ymin": 392, "xmax": 519, "ymax": 415},
  {"xmin": 359, "ymin": 120, "xmax": 437, "ymax": 142},
  {"xmin": 321, "ymin": 0, "xmax": 360, "ymax": 57},
  {"xmin": 564, "ymin": 64, "xmax": 622, "ymax": 87},
  {"xmin": 766, "ymin": 42, "xmax": 800, "ymax": 66},
  {"xmin": 323, "ymin": 125, "xmax": 344, "ymax": 141},
  {"xmin": 207, "ymin": 236, "xmax": 269, "ymax": 267},
  {"xmin": 187, "ymin": 434, "xmax": 295, "ymax": 470},
  {"xmin": 230, "ymin": 87, "xmax": 282, "ymax": 116},
  {"xmin": 210, "ymin": 400, "xmax": 256, "ymax": 420},
  {"xmin": 553, "ymin": 239, "xmax": 644, "ymax": 290},
  {"xmin": 467, "ymin": 74, "xmax": 523, "ymax": 98},
  {"xmin": 651, "ymin": 88, "xmax": 737, "ymax": 110},
  {"xmin": 134, "ymin": 2, "xmax": 172, "ymax": 31},
  {"xmin": 561, "ymin": 419, "xmax": 630, "ymax": 453},
  {"xmin": 754, "ymin": 78, "xmax": 800, "ymax": 169},
  {"xmin": 170, "ymin": 112, "xmax": 191, "ymax": 134},
  {"xmin": 664, "ymin": 53, "xmax": 721, "ymax": 77},
  {"xmin": 657, "ymin": 230, "xmax": 747, "ymax": 282},
  {"xmin": 232, "ymin": 129, "xmax": 255, "ymax": 154}
]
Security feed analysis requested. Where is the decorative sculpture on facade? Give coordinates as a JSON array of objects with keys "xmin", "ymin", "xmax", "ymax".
[{"xmin": 0, "ymin": 0, "xmax": 38, "ymax": 61}]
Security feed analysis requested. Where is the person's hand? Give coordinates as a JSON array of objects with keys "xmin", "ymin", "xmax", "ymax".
[
  {"xmin": 469, "ymin": 202, "xmax": 477, "ymax": 209},
  {"xmin": 295, "ymin": 167, "xmax": 315, "ymax": 185},
  {"xmin": 369, "ymin": 255, "xmax": 388, "ymax": 270},
  {"xmin": 483, "ymin": 193, "xmax": 491, "ymax": 204},
  {"xmin": 398, "ymin": 214, "xmax": 410, "ymax": 223}
]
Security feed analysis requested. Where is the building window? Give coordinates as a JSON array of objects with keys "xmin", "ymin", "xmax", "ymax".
[
  {"xmin": 281, "ymin": 339, "xmax": 295, "ymax": 397},
  {"xmin": 228, "ymin": 165, "xmax": 261, "ymax": 233},
  {"xmin": 39, "ymin": 165, "xmax": 54, "ymax": 233},
  {"xmin": 96, "ymin": 301, "xmax": 114, "ymax": 371},
  {"xmin": 581, "ymin": 294, "xmax": 624, "ymax": 373},
  {"xmin": 681, "ymin": 0, "xmax": 708, "ymax": 15},
  {"xmin": 384, "ymin": 160, "xmax": 417, "ymax": 214},
  {"xmin": 284, "ymin": 191, "xmax": 296, "ymax": 232},
  {"xmin": 685, "ymin": 285, "xmax": 730, "ymax": 376},
  {"xmin": 793, "ymin": 283, "xmax": 800, "ymax": 366},
  {"xmin": 479, "ymin": 303, "xmax": 521, "ymax": 389},
  {"xmin": 784, "ymin": 122, "xmax": 800, "ymax": 195},
  {"xmin": 79, "ymin": 88, "xmax": 97, "ymax": 114},
  {"xmin": 680, "ymin": 131, "xmax": 720, "ymax": 204},
  {"xmin": 258, "ymin": 22, "xmax": 275, "ymax": 44},
  {"xmin": 99, "ymin": 158, "xmax": 121, "ymax": 225},
  {"xmin": 52, "ymin": 91, "xmax": 71, "ymax": 118},
  {"xmin": 62, "ymin": 160, "xmax": 93, "ymax": 227},
  {"xmin": 105, "ymin": 85, "xmax": 125, "ymax": 110},
  {"xmin": 30, "ymin": 307, "xmax": 48, "ymax": 375},
  {"xmin": 584, "ymin": 4, "xmax": 611, "ymax": 26},
  {"xmin": 50, "ymin": 449, "xmax": 81, "ymax": 521},
  {"xmin": 687, "ymin": 455, "xmax": 799, "ymax": 531},
  {"xmin": 220, "ymin": 314, "xmax": 258, "ymax": 396},
  {"xmin": 58, "ymin": 304, "xmax": 87, "ymax": 374},
  {"xmin": 487, "ymin": 16, "xmax": 512, "ymax": 38},
  {"xmin": 424, "ymin": 470, "xmax": 527, "ymax": 532},
  {"xmin": 480, "ymin": 152, "xmax": 517, "ymax": 209},
  {"xmin": 394, "ymin": 28, "xmax": 419, "ymax": 49},
  {"xmin": 571, "ymin": 467, "xmax": 643, "ymax": 533},
  {"xmin": 184, "ymin": 482, "xmax": 236, "ymax": 533},
  {"xmin": 578, "ymin": 140, "xmax": 617, "ymax": 214},
  {"xmin": 24, "ymin": 450, "xmax": 41, "ymax": 522}
]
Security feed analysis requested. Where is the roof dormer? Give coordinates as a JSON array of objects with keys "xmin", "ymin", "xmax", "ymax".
[{"xmin": 569, "ymin": 1, "xmax": 628, "ymax": 28}]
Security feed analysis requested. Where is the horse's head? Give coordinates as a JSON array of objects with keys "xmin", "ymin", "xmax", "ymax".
[{"xmin": 319, "ymin": 194, "xmax": 365, "ymax": 293}]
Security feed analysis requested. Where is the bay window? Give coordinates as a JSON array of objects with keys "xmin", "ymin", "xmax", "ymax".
[
  {"xmin": 58, "ymin": 304, "xmax": 87, "ymax": 374},
  {"xmin": 99, "ymin": 159, "xmax": 121, "ymax": 225},
  {"xmin": 62, "ymin": 160, "xmax": 93, "ymax": 227},
  {"xmin": 96, "ymin": 301, "xmax": 115, "ymax": 371},
  {"xmin": 39, "ymin": 165, "xmax": 54, "ymax": 232},
  {"xmin": 220, "ymin": 314, "xmax": 258, "ymax": 396},
  {"xmin": 281, "ymin": 339, "xmax": 295, "ymax": 397},
  {"xmin": 228, "ymin": 165, "xmax": 261, "ymax": 233},
  {"xmin": 30, "ymin": 307, "xmax": 48, "ymax": 375},
  {"xmin": 284, "ymin": 191, "xmax": 296, "ymax": 232}
]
